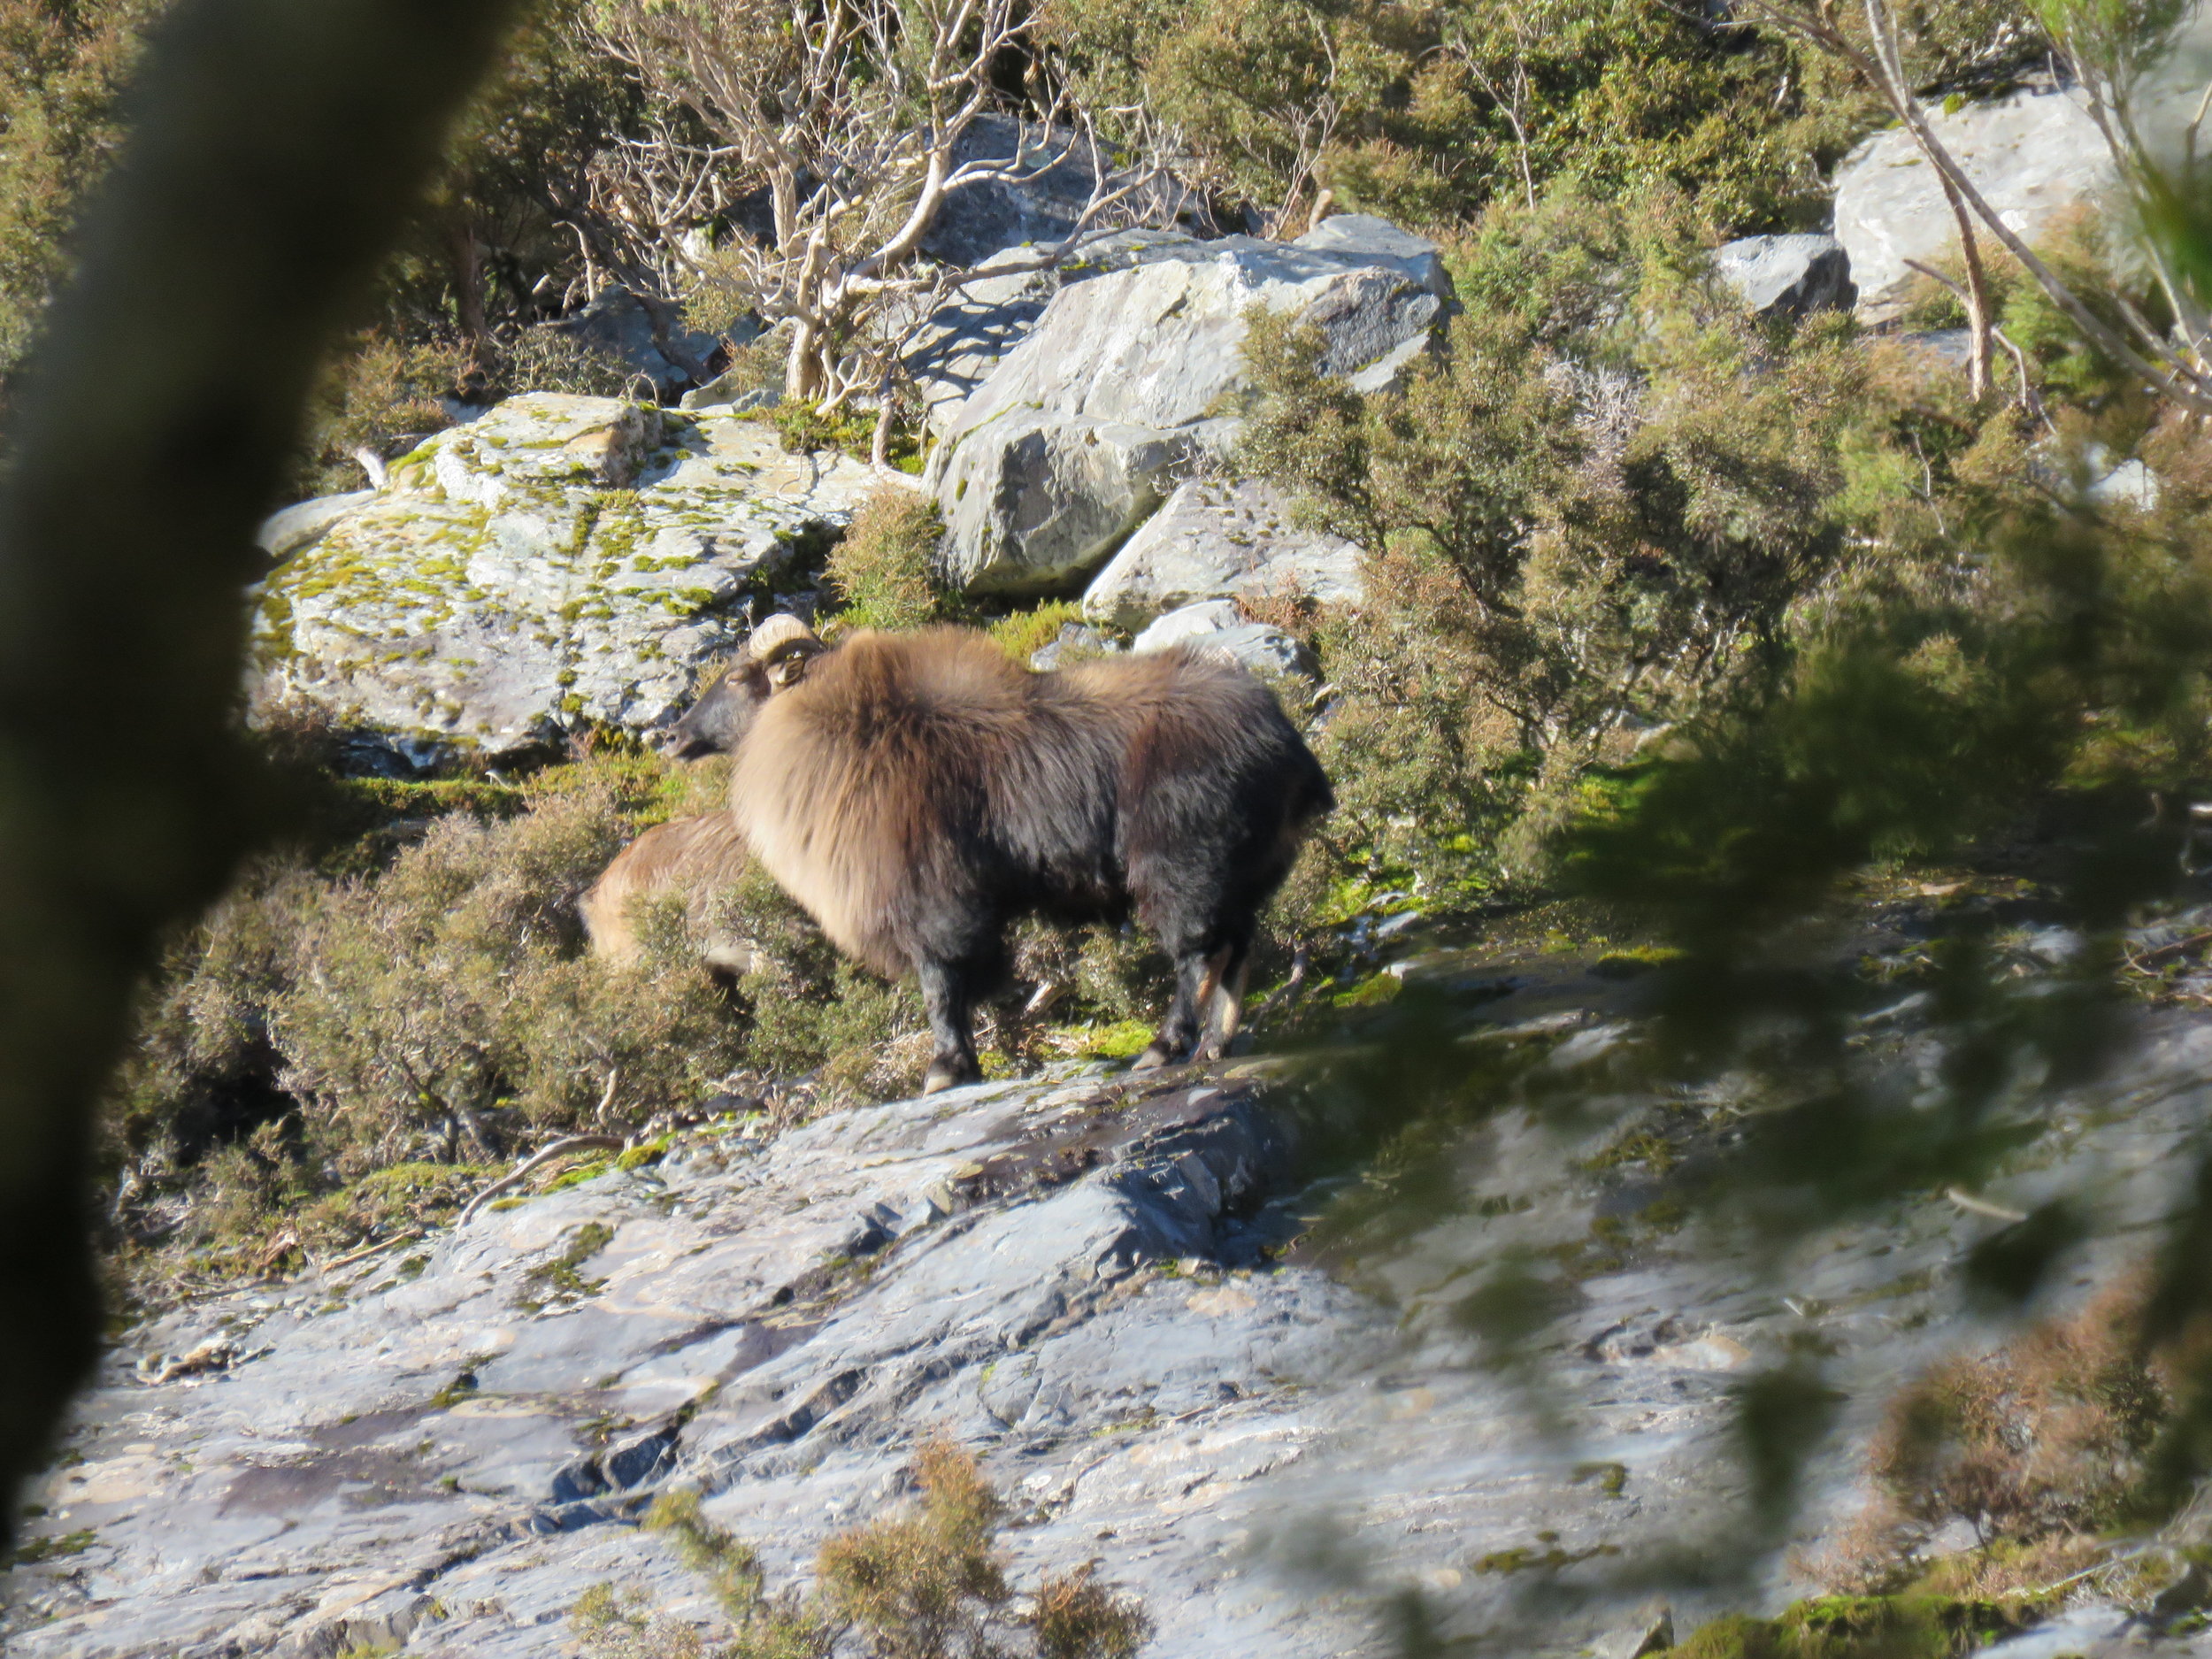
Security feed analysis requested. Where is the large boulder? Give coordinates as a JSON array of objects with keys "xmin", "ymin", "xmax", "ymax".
[
  {"xmin": 1710, "ymin": 233, "xmax": 1855, "ymax": 320},
  {"xmin": 1081, "ymin": 477, "xmax": 1364, "ymax": 632},
  {"xmin": 906, "ymin": 230, "xmax": 1195, "ymax": 430},
  {"xmin": 1133, "ymin": 598, "xmax": 1315, "ymax": 680},
  {"xmin": 249, "ymin": 393, "xmax": 909, "ymax": 764},
  {"xmin": 1293, "ymin": 211, "xmax": 1455, "ymax": 301},
  {"xmin": 1832, "ymin": 84, "xmax": 2111, "ymax": 322},
  {"xmin": 929, "ymin": 229, "xmax": 1448, "ymax": 595}
]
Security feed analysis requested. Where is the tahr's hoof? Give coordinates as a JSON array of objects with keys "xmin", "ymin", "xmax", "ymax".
[
  {"xmin": 922, "ymin": 1060, "xmax": 979, "ymax": 1095},
  {"xmin": 1130, "ymin": 1043, "xmax": 1175, "ymax": 1074}
]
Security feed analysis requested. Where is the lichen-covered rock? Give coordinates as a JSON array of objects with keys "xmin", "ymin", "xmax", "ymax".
[
  {"xmin": 1081, "ymin": 477, "xmax": 1363, "ymax": 631},
  {"xmin": 1832, "ymin": 85, "xmax": 2111, "ymax": 322},
  {"xmin": 249, "ymin": 394, "xmax": 910, "ymax": 764},
  {"xmin": 928, "ymin": 228, "xmax": 1447, "ymax": 595}
]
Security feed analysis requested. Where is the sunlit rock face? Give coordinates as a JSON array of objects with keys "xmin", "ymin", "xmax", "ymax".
[
  {"xmin": 1832, "ymin": 83, "xmax": 2111, "ymax": 324},
  {"xmin": 16, "ymin": 946, "xmax": 2212, "ymax": 1659},
  {"xmin": 928, "ymin": 222, "xmax": 1448, "ymax": 597}
]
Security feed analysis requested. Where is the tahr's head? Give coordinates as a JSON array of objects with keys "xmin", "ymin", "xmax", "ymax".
[{"xmin": 660, "ymin": 615, "xmax": 824, "ymax": 759}]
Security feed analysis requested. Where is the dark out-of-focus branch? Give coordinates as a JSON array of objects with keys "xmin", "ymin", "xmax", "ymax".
[{"xmin": 0, "ymin": 0, "xmax": 523, "ymax": 1544}]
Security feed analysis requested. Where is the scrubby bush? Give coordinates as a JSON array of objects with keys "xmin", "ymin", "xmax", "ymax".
[
  {"xmin": 1242, "ymin": 187, "xmax": 1969, "ymax": 907},
  {"xmin": 573, "ymin": 1443, "xmax": 1151, "ymax": 1659},
  {"xmin": 1048, "ymin": 0, "xmax": 1877, "ymax": 234},
  {"xmin": 289, "ymin": 331, "xmax": 472, "ymax": 497},
  {"xmin": 99, "ymin": 764, "xmax": 750, "ymax": 1294},
  {"xmin": 826, "ymin": 488, "xmax": 954, "ymax": 634},
  {"xmin": 492, "ymin": 324, "xmax": 652, "ymax": 399},
  {"xmin": 0, "ymin": 0, "xmax": 160, "ymax": 383},
  {"xmin": 1841, "ymin": 1277, "xmax": 2178, "ymax": 1577}
]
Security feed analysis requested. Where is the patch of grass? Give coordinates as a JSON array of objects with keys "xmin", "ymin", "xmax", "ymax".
[
  {"xmin": 573, "ymin": 1442, "xmax": 1149, "ymax": 1659},
  {"xmin": 985, "ymin": 602, "xmax": 1083, "ymax": 665},
  {"xmin": 1673, "ymin": 1593, "xmax": 2047, "ymax": 1658},
  {"xmin": 826, "ymin": 487, "xmax": 951, "ymax": 633}
]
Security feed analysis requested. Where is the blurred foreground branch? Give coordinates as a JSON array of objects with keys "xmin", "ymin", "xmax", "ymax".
[{"xmin": 0, "ymin": 0, "xmax": 522, "ymax": 1543}]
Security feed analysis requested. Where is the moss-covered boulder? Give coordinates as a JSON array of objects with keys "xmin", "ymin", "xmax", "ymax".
[{"xmin": 247, "ymin": 393, "xmax": 910, "ymax": 764}]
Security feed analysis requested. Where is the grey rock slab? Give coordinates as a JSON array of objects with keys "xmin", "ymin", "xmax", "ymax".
[
  {"xmin": 1832, "ymin": 84, "xmax": 2112, "ymax": 322},
  {"xmin": 21, "ymin": 1002, "xmax": 2212, "ymax": 1655},
  {"xmin": 246, "ymin": 394, "xmax": 912, "ymax": 763},
  {"xmin": 1082, "ymin": 476, "xmax": 1364, "ymax": 630},
  {"xmin": 942, "ymin": 235, "xmax": 1441, "ymax": 437},
  {"xmin": 909, "ymin": 228, "xmax": 1215, "ymax": 434},
  {"xmin": 1133, "ymin": 599, "xmax": 1316, "ymax": 679},
  {"xmin": 1028, "ymin": 620, "xmax": 1120, "ymax": 671},
  {"xmin": 929, "ymin": 229, "xmax": 1444, "ymax": 595},
  {"xmin": 1711, "ymin": 233, "xmax": 1855, "ymax": 319},
  {"xmin": 257, "ymin": 490, "xmax": 376, "ymax": 561},
  {"xmin": 934, "ymin": 410, "xmax": 1192, "ymax": 595},
  {"xmin": 1293, "ymin": 211, "xmax": 1455, "ymax": 301}
]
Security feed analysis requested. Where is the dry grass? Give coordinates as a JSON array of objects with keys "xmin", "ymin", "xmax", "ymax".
[{"xmin": 573, "ymin": 1443, "xmax": 1149, "ymax": 1659}]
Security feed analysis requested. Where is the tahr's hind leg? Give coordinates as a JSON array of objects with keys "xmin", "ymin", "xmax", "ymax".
[
  {"xmin": 1133, "ymin": 942, "xmax": 1232, "ymax": 1073},
  {"xmin": 917, "ymin": 957, "xmax": 983, "ymax": 1094},
  {"xmin": 1194, "ymin": 937, "xmax": 1252, "ymax": 1063}
]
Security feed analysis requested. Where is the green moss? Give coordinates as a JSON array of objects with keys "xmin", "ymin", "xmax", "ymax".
[
  {"xmin": 1472, "ymin": 1541, "xmax": 1618, "ymax": 1574},
  {"xmin": 8, "ymin": 1529, "xmax": 96, "ymax": 1566},
  {"xmin": 1331, "ymin": 973, "xmax": 1402, "ymax": 1009},
  {"xmin": 515, "ymin": 1220, "xmax": 615, "ymax": 1311},
  {"xmin": 1673, "ymin": 1594, "xmax": 2048, "ymax": 1658},
  {"xmin": 1581, "ymin": 1126, "xmax": 1678, "ymax": 1175},
  {"xmin": 1049, "ymin": 1018, "xmax": 1156, "ymax": 1060},
  {"xmin": 1572, "ymin": 1460, "xmax": 1629, "ymax": 1498}
]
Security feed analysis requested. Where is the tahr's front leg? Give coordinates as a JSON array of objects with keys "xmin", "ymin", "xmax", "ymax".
[{"xmin": 917, "ymin": 957, "xmax": 982, "ymax": 1094}]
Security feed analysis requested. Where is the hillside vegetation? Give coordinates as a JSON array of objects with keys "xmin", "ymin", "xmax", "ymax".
[{"xmin": 23, "ymin": 0, "xmax": 2212, "ymax": 1647}]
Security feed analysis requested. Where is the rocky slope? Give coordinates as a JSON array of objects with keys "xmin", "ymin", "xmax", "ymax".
[{"xmin": 12, "ymin": 947, "xmax": 2212, "ymax": 1659}]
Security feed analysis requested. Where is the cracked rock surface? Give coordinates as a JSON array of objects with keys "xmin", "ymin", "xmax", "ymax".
[{"xmin": 12, "ymin": 980, "xmax": 2212, "ymax": 1656}]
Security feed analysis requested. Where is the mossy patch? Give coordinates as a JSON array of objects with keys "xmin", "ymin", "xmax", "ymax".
[
  {"xmin": 1672, "ymin": 1593, "xmax": 2048, "ymax": 1658},
  {"xmin": 7, "ymin": 1528, "xmax": 96, "ymax": 1567},
  {"xmin": 515, "ymin": 1221, "xmax": 615, "ymax": 1312}
]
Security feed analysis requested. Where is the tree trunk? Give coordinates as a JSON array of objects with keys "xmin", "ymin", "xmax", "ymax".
[
  {"xmin": 1936, "ymin": 171, "xmax": 1993, "ymax": 401},
  {"xmin": 446, "ymin": 212, "xmax": 487, "ymax": 345},
  {"xmin": 787, "ymin": 319, "xmax": 825, "ymax": 403}
]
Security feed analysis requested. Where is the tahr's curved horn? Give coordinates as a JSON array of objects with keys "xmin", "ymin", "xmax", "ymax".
[{"xmin": 747, "ymin": 614, "xmax": 821, "ymax": 664}]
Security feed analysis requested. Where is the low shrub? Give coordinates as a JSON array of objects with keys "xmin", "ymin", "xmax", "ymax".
[
  {"xmin": 290, "ymin": 331, "xmax": 472, "ymax": 499},
  {"xmin": 492, "ymin": 324, "xmax": 650, "ymax": 400},
  {"xmin": 1853, "ymin": 1277, "xmax": 2173, "ymax": 1567},
  {"xmin": 826, "ymin": 488, "xmax": 953, "ymax": 633},
  {"xmin": 572, "ymin": 1442, "xmax": 1151, "ymax": 1659},
  {"xmin": 1238, "ymin": 185, "xmax": 2024, "ymax": 908}
]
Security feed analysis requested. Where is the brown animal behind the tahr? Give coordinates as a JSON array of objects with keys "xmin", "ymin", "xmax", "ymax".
[{"xmin": 580, "ymin": 812, "xmax": 758, "ymax": 978}]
